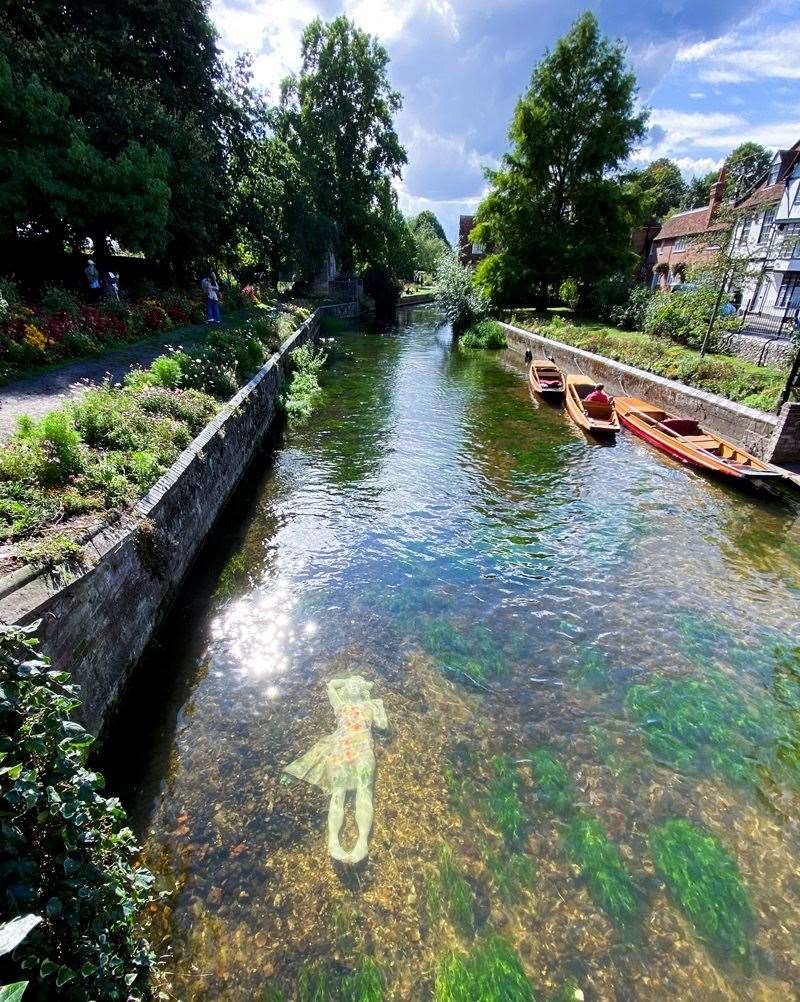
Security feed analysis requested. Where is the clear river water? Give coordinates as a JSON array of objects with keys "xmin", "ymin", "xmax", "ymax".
[{"xmin": 108, "ymin": 307, "xmax": 800, "ymax": 1001}]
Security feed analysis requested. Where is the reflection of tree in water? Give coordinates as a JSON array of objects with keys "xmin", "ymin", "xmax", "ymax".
[{"xmin": 295, "ymin": 328, "xmax": 403, "ymax": 488}]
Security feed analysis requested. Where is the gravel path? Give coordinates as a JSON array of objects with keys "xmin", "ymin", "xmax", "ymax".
[{"xmin": 0, "ymin": 314, "xmax": 247, "ymax": 442}]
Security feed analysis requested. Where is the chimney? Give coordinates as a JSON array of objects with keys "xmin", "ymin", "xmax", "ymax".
[{"xmin": 707, "ymin": 165, "xmax": 726, "ymax": 218}]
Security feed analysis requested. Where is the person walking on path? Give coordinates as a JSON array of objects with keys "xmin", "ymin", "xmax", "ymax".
[
  {"xmin": 201, "ymin": 271, "xmax": 221, "ymax": 323},
  {"xmin": 84, "ymin": 260, "xmax": 101, "ymax": 303}
]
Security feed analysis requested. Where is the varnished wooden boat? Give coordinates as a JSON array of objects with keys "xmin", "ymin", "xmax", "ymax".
[
  {"xmin": 565, "ymin": 375, "xmax": 620, "ymax": 435},
  {"xmin": 528, "ymin": 359, "xmax": 565, "ymax": 399},
  {"xmin": 615, "ymin": 396, "xmax": 785, "ymax": 481}
]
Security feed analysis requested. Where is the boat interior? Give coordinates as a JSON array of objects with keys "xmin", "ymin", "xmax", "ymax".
[{"xmin": 573, "ymin": 383, "xmax": 615, "ymax": 420}]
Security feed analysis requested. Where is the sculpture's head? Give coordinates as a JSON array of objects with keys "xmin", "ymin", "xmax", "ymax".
[{"xmin": 340, "ymin": 675, "xmax": 373, "ymax": 702}]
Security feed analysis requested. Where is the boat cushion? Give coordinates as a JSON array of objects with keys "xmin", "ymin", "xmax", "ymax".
[{"xmin": 661, "ymin": 418, "xmax": 700, "ymax": 435}]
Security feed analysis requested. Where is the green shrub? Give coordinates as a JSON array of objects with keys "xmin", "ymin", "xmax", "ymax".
[
  {"xmin": 435, "ymin": 253, "xmax": 487, "ymax": 334},
  {"xmin": 59, "ymin": 330, "xmax": 103, "ymax": 357},
  {"xmin": 434, "ymin": 936, "xmax": 536, "ymax": 1002},
  {"xmin": 563, "ymin": 817, "xmax": 638, "ymax": 925},
  {"xmin": 643, "ymin": 288, "xmax": 742, "ymax": 351},
  {"xmin": 650, "ymin": 819, "xmax": 753, "ymax": 958},
  {"xmin": 460, "ymin": 320, "xmax": 507, "ymax": 350},
  {"xmin": 284, "ymin": 344, "xmax": 328, "ymax": 421},
  {"xmin": 2, "ymin": 412, "xmax": 85, "ymax": 486},
  {"xmin": 40, "ymin": 285, "xmax": 80, "ymax": 317},
  {"xmin": 148, "ymin": 354, "xmax": 183, "ymax": 388},
  {"xmin": 558, "ymin": 278, "xmax": 579, "ymax": 310},
  {"xmin": 610, "ymin": 285, "xmax": 652, "ymax": 330},
  {"xmin": 0, "ymin": 625, "xmax": 157, "ymax": 999}
]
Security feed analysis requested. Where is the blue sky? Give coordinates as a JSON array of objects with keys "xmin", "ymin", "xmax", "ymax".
[{"xmin": 211, "ymin": 0, "xmax": 800, "ymax": 243}]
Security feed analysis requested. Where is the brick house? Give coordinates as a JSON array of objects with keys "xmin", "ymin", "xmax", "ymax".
[
  {"xmin": 650, "ymin": 170, "xmax": 728, "ymax": 289},
  {"xmin": 458, "ymin": 215, "xmax": 486, "ymax": 268}
]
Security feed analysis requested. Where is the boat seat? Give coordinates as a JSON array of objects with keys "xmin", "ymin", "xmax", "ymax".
[
  {"xmin": 684, "ymin": 435, "xmax": 721, "ymax": 451},
  {"xmin": 660, "ymin": 418, "xmax": 700, "ymax": 435},
  {"xmin": 583, "ymin": 400, "xmax": 614, "ymax": 419}
]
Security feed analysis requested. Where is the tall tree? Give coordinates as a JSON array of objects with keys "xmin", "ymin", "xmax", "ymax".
[
  {"xmin": 624, "ymin": 158, "xmax": 686, "ymax": 221},
  {"xmin": 410, "ymin": 210, "xmax": 450, "ymax": 246},
  {"xmin": 681, "ymin": 169, "xmax": 719, "ymax": 210},
  {"xmin": 724, "ymin": 142, "xmax": 773, "ymax": 198},
  {"xmin": 277, "ymin": 16, "xmax": 407, "ymax": 274},
  {"xmin": 472, "ymin": 12, "xmax": 647, "ymax": 306}
]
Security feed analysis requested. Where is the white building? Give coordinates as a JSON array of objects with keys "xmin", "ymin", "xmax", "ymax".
[{"xmin": 731, "ymin": 141, "xmax": 800, "ymax": 336}]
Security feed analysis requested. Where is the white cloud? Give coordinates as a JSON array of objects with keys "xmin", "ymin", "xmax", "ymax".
[{"xmin": 676, "ymin": 22, "xmax": 800, "ymax": 84}]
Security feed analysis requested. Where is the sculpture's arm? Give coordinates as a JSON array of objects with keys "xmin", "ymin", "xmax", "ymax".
[
  {"xmin": 371, "ymin": 699, "xmax": 388, "ymax": 730},
  {"xmin": 327, "ymin": 678, "xmax": 347, "ymax": 708}
]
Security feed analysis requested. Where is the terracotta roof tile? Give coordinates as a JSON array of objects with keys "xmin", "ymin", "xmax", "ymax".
[
  {"xmin": 653, "ymin": 207, "xmax": 711, "ymax": 241},
  {"xmin": 735, "ymin": 182, "xmax": 784, "ymax": 211}
]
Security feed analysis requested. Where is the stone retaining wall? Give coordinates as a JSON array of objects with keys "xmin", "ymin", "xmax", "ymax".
[
  {"xmin": 501, "ymin": 322, "xmax": 800, "ymax": 463},
  {"xmin": 0, "ymin": 308, "xmax": 332, "ymax": 736},
  {"xmin": 717, "ymin": 330, "xmax": 795, "ymax": 369},
  {"xmin": 398, "ymin": 293, "xmax": 435, "ymax": 307}
]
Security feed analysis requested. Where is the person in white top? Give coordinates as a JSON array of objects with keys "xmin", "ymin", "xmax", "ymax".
[{"xmin": 201, "ymin": 271, "xmax": 221, "ymax": 323}]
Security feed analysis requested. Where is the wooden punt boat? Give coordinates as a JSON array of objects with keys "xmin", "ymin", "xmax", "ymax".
[
  {"xmin": 528, "ymin": 358, "xmax": 565, "ymax": 399},
  {"xmin": 565, "ymin": 375, "xmax": 620, "ymax": 435},
  {"xmin": 614, "ymin": 396, "xmax": 785, "ymax": 481}
]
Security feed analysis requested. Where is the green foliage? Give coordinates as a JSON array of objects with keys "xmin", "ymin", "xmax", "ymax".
[
  {"xmin": 16, "ymin": 534, "xmax": 83, "ymax": 569},
  {"xmin": 563, "ymin": 818, "xmax": 638, "ymax": 925},
  {"xmin": 420, "ymin": 619, "xmax": 506, "ymax": 684},
  {"xmin": 40, "ymin": 286, "xmax": 80, "ymax": 317},
  {"xmin": 622, "ymin": 158, "xmax": 686, "ymax": 222},
  {"xmin": 426, "ymin": 845, "xmax": 476, "ymax": 935},
  {"xmin": 0, "ymin": 625, "xmax": 156, "ymax": 998},
  {"xmin": 610, "ymin": 285, "xmax": 653, "ymax": 331},
  {"xmin": 284, "ymin": 344, "xmax": 328, "ymax": 421},
  {"xmin": 434, "ymin": 937, "xmax": 536, "ymax": 1002},
  {"xmin": 434, "ymin": 253, "xmax": 487, "ymax": 334},
  {"xmin": 148, "ymin": 354, "xmax": 183, "ymax": 389},
  {"xmin": 643, "ymin": 287, "xmax": 740, "ymax": 351},
  {"xmin": 626, "ymin": 673, "xmax": 769, "ymax": 786},
  {"xmin": 472, "ymin": 13, "xmax": 647, "ymax": 306},
  {"xmin": 528, "ymin": 749, "xmax": 576, "ymax": 815},
  {"xmin": 650, "ymin": 819, "xmax": 753, "ymax": 957},
  {"xmin": 460, "ymin": 320, "xmax": 507, "ymax": 350},
  {"xmin": 558, "ymin": 279, "xmax": 580, "ymax": 310},
  {"xmin": 410, "ymin": 211, "xmax": 449, "ymax": 246},
  {"xmin": 1, "ymin": 412, "xmax": 84, "ymax": 486},
  {"xmin": 297, "ymin": 957, "xmax": 383, "ymax": 1001},
  {"xmin": 681, "ymin": 169, "xmax": 718, "ymax": 210},
  {"xmin": 724, "ymin": 142, "xmax": 772, "ymax": 198},
  {"xmin": 508, "ymin": 316, "xmax": 785, "ymax": 410},
  {"xmin": 483, "ymin": 756, "xmax": 526, "ymax": 845}
]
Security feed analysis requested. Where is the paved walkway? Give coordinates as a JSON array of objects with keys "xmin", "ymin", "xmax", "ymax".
[{"xmin": 0, "ymin": 313, "xmax": 248, "ymax": 442}]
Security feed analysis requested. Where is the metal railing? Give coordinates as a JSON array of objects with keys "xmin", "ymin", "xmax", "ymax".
[{"xmin": 741, "ymin": 308, "xmax": 798, "ymax": 340}]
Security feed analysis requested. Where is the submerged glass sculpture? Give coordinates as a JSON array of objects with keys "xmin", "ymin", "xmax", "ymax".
[{"xmin": 284, "ymin": 676, "xmax": 388, "ymax": 865}]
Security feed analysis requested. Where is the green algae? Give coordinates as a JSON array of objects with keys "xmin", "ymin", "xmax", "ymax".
[
  {"xmin": 528, "ymin": 749, "xmax": 576, "ymax": 816},
  {"xmin": 483, "ymin": 756, "xmax": 527, "ymax": 845},
  {"xmin": 427, "ymin": 845, "xmax": 476, "ymax": 936},
  {"xmin": 650, "ymin": 819, "xmax": 753, "ymax": 959},
  {"xmin": 625, "ymin": 674, "xmax": 768, "ymax": 786},
  {"xmin": 258, "ymin": 987, "xmax": 287, "ymax": 1002},
  {"xmin": 434, "ymin": 936, "xmax": 537, "ymax": 1002},
  {"xmin": 571, "ymin": 648, "xmax": 609, "ymax": 689},
  {"xmin": 420, "ymin": 618, "xmax": 507, "ymax": 683},
  {"xmin": 487, "ymin": 850, "xmax": 537, "ymax": 904},
  {"xmin": 298, "ymin": 957, "xmax": 383, "ymax": 1002},
  {"xmin": 563, "ymin": 817, "xmax": 639, "ymax": 926},
  {"xmin": 213, "ymin": 550, "xmax": 250, "ymax": 601}
]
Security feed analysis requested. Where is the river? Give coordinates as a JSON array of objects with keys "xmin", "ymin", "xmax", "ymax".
[{"xmin": 108, "ymin": 306, "xmax": 800, "ymax": 1000}]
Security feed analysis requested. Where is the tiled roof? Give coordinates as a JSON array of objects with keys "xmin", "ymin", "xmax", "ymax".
[
  {"xmin": 653, "ymin": 207, "xmax": 711, "ymax": 241},
  {"xmin": 736, "ymin": 182, "xmax": 784, "ymax": 211}
]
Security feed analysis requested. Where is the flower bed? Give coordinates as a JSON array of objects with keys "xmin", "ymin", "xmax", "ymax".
[
  {"xmin": 0, "ymin": 301, "xmax": 312, "ymax": 571},
  {"xmin": 0, "ymin": 279, "xmax": 262, "ymax": 382},
  {"xmin": 506, "ymin": 313, "xmax": 790, "ymax": 412}
]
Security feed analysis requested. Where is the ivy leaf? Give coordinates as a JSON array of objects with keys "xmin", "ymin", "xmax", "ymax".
[
  {"xmin": 0, "ymin": 916, "xmax": 41, "ymax": 957},
  {"xmin": 0, "ymin": 983, "xmax": 28, "ymax": 1002},
  {"xmin": 55, "ymin": 966, "xmax": 76, "ymax": 987}
]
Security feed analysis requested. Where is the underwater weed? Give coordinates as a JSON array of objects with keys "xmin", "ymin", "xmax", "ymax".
[
  {"xmin": 650, "ymin": 819, "xmax": 753, "ymax": 959},
  {"xmin": 528, "ymin": 749, "xmax": 576, "ymax": 816},
  {"xmin": 427, "ymin": 845, "xmax": 476, "ymax": 936},
  {"xmin": 297, "ymin": 957, "xmax": 383, "ymax": 1001},
  {"xmin": 625, "ymin": 674, "xmax": 767, "ymax": 786},
  {"xmin": 214, "ymin": 551, "xmax": 251, "ymax": 601},
  {"xmin": 563, "ymin": 817, "xmax": 638, "ymax": 926},
  {"xmin": 571, "ymin": 648, "xmax": 609, "ymax": 689},
  {"xmin": 483, "ymin": 756, "xmax": 526, "ymax": 845},
  {"xmin": 434, "ymin": 936, "xmax": 536, "ymax": 1002},
  {"xmin": 421, "ymin": 619, "xmax": 506, "ymax": 683},
  {"xmin": 487, "ymin": 850, "xmax": 537, "ymax": 904}
]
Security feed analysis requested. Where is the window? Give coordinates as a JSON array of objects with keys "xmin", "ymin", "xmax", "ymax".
[
  {"xmin": 758, "ymin": 205, "xmax": 777, "ymax": 243},
  {"xmin": 673, "ymin": 237, "xmax": 688, "ymax": 251},
  {"xmin": 793, "ymin": 183, "xmax": 800, "ymax": 209},
  {"xmin": 735, "ymin": 215, "xmax": 752, "ymax": 246},
  {"xmin": 768, "ymin": 162, "xmax": 780, "ymax": 184},
  {"xmin": 777, "ymin": 273, "xmax": 800, "ymax": 309},
  {"xmin": 471, "ymin": 243, "xmax": 485, "ymax": 255},
  {"xmin": 780, "ymin": 222, "xmax": 800, "ymax": 259}
]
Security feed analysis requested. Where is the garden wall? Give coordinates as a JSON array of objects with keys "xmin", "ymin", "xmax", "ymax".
[
  {"xmin": 0, "ymin": 303, "xmax": 357, "ymax": 736},
  {"xmin": 501, "ymin": 322, "xmax": 800, "ymax": 463},
  {"xmin": 718, "ymin": 330, "xmax": 795, "ymax": 369}
]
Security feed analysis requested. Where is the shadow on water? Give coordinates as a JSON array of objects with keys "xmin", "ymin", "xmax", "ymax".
[{"xmin": 102, "ymin": 309, "xmax": 800, "ymax": 1001}]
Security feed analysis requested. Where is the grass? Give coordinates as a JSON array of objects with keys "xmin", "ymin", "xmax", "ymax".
[
  {"xmin": 0, "ymin": 302, "xmax": 312, "ymax": 567},
  {"xmin": 650, "ymin": 819, "xmax": 753, "ymax": 959},
  {"xmin": 426, "ymin": 844, "xmax": 476, "ymax": 936},
  {"xmin": 563, "ymin": 817, "xmax": 639, "ymax": 926},
  {"xmin": 434, "ymin": 937, "xmax": 536, "ymax": 1002},
  {"xmin": 506, "ymin": 313, "xmax": 789, "ymax": 411},
  {"xmin": 460, "ymin": 319, "xmax": 508, "ymax": 350}
]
